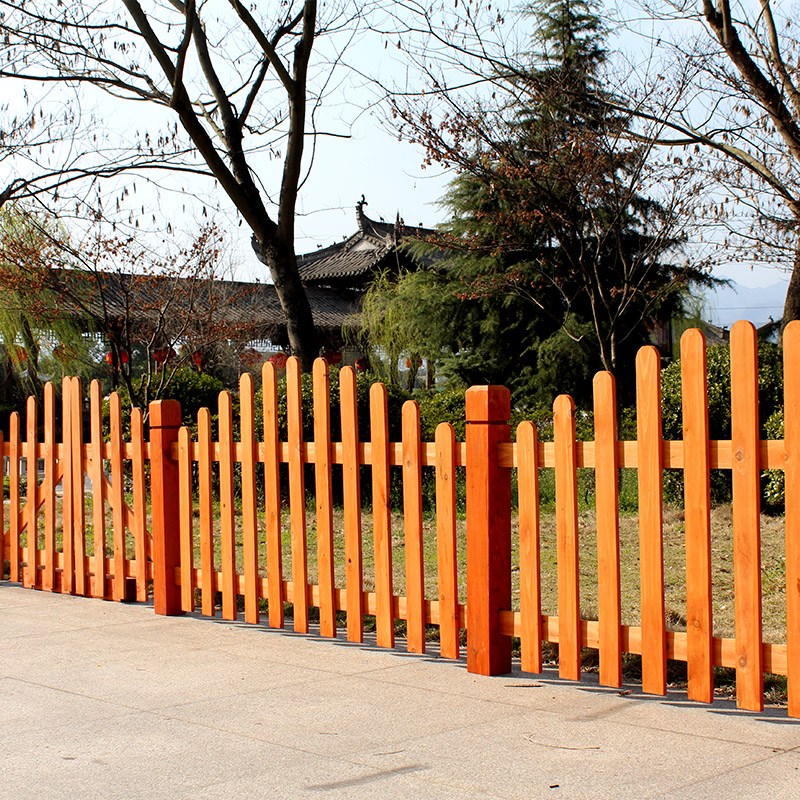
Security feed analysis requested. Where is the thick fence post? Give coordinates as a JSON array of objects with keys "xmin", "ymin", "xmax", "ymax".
[
  {"xmin": 465, "ymin": 385, "xmax": 512, "ymax": 675},
  {"xmin": 149, "ymin": 399, "xmax": 183, "ymax": 616}
]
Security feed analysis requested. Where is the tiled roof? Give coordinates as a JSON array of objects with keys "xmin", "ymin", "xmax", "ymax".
[
  {"xmin": 45, "ymin": 269, "xmax": 361, "ymax": 334},
  {"xmin": 297, "ymin": 203, "xmax": 434, "ymax": 283}
]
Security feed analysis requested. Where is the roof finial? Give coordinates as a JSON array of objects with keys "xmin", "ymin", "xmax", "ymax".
[{"xmin": 355, "ymin": 195, "xmax": 368, "ymax": 232}]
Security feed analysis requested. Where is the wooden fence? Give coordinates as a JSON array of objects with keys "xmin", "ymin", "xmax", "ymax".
[{"xmin": 2, "ymin": 320, "xmax": 799, "ymax": 717}]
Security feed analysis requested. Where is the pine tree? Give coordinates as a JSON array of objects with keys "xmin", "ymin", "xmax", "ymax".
[{"xmin": 370, "ymin": 0, "xmax": 714, "ymax": 403}]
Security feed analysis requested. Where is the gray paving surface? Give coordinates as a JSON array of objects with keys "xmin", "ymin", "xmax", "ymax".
[{"xmin": 1, "ymin": 583, "xmax": 799, "ymax": 799}]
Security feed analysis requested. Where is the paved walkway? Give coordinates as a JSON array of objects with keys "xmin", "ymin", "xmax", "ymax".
[{"xmin": 2, "ymin": 584, "xmax": 799, "ymax": 799}]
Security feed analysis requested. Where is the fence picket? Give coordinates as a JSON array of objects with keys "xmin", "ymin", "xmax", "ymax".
[
  {"xmin": 340, "ymin": 366, "xmax": 363, "ymax": 643},
  {"xmin": 286, "ymin": 357, "xmax": 309, "ymax": 632},
  {"xmin": 370, "ymin": 382, "xmax": 394, "ymax": 648},
  {"xmin": 10, "ymin": 412, "xmax": 21, "ymax": 584},
  {"xmin": 518, "ymin": 420, "xmax": 542, "ymax": 674},
  {"xmin": 240, "ymin": 373, "xmax": 260, "ymax": 625},
  {"xmin": 59, "ymin": 381, "xmax": 72, "ymax": 594},
  {"xmin": 24, "ymin": 396, "xmax": 38, "ymax": 589},
  {"xmin": 313, "ymin": 359, "xmax": 337, "ymax": 638},
  {"xmin": 0, "ymin": 430, "xmax": 4, "ymax": 580},
  {"xmin": 593, "ymin": 372, "xmax": 622, "ymax": 687},
  {"xmin": 109, "ymin": 392, "xmax": 126, "ymax": 601},
  {"xmin": 4, "ymin": 324, "xmax": 800, "ymax": 716},
  {"xmin": 198, "ymin": 408, "xmax": 215, "ymax": 617},
  {"xmin": 636, "ymin": 346, "xmax": 667, "ymax": 695},
  {"xmin": 43, "ymin": 383, "xmax": 56, "ymax": 592},
  {"xmin": 403, "ymin": 401, "xmax": 425, "ymax": 654},
  {"xmin": 554, "ymin": 394, "xmax": 580, "ymax": 681},
  {"xmin": 178, "ymin": 425, "xmax": 194, "ymax": 613},
  {"xmin": 730, "ymin": 320, "xmax": 763, "ymax": 712},
  {"xmin": 89, "ymin": 381, "xmax": 107, "ymax": 599},
  {"xmin": 435, "ymin": 422, "xmax": 459, "ymax": 660},
  {"xmin": 784, "ymin": 320, "xmax": 800, "ymax": 717},
  {"xmin": 218, "ymin": 391, "xmax": 237, "ymax": 621},
  {"xmin": 70, "ymin": 378, "xmax": 86, "ymax": 596},
  {"xmin": 681, "ymin": 329, "xmax": 714, "ymax": 703},
  {"xmin": 130, "ymin": 408, "xmax": 148, "ymax": 602},
  {"xmin": 262, "ymin": 362, "xmax": 283, "ymax": 628}
]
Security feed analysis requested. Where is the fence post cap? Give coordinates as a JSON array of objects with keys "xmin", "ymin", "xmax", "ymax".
[
  {"xmin": 465, "ymin": 385, "xmax": 510, "ymax": 423},
  {"xmin": 148, "ymin": 399, "xmax": 182, "ymax": 428}
]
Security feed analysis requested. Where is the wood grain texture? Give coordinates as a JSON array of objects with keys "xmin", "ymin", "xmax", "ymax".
[
  {"xmin": 593, "ymin": 372, "xmax": 622, "ymax": 688},
  {"xmin": 42, "ymin": 383, "xmax": 56, "ymax": 592},
  {"xmin": 286, "ymin": 357, "xmax": 308, "ymax": 632},
  {"xmin": 730, "ymin": 321, "xmax": 763, "ymax": 712},
  {"xmin": 109, "ymin": 392, "xmax": 126, "ymax": 601},
  {"xmin": 130, "ymin": 408, "xmax": 148, "ymax": 602},
  {"xmin": 403, "ymin": 400, "xmax": 425, "ymax": 654},
  {"xmin": 784, "ymin": 321, "xmax": 800, "ymax": 717},
  {"xmin": 178, "ymin": 425, "xmax": 195, "ymax": 613},
  {"xmin": 636, "ymin": 346, "xmax": 667, "ymax": 696},
  {"xmin": 340, "ymin": 366, "xmax": 363, "ymax": 643},
  {"xmin": 314, "ymin": 359, "xmax": 337, "ymax": 638},
  {"xmin": 370, "ymin": 382, "xmax": 394, "ymax": 648},
  {"xmin": 517, "ymin": 420, "xmax": 542, "ymax": 674},
  {"xmin": 681, "ymin": 329, "xmax": 714, "ymax": 703},
  {"xmin": 554, "ymin": 394, "xmax": 581, "ymax": 681},
  {"xmin": 24, "ymin": 396, "xmax": 38, "ymax": 589}
]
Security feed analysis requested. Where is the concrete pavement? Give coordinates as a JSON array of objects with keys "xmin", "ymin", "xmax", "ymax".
[{"xmin": 1, "ymin": 583, "xmax": 799, "ymax": 799}]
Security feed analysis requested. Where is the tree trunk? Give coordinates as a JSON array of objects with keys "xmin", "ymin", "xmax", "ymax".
[
  {"xmin": 782, "ymin": 242, "xmax": 800, "ymax": 333},
  {"xmin": 252, "ymin": 233, "xmax": 318, "ymax": 371}
]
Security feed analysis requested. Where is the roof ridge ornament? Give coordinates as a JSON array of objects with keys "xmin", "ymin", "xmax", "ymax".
[{"xmin": 355, "ymin": 194, "xmax": 368, "ymax": 232}]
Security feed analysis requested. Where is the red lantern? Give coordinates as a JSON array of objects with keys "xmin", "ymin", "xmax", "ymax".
[
  {"xmin": 191, "ymin": 350, "xmax": 203, "ymax": 370},
  {"xmin": 105, "ymin": 350, "xmax": 129, "ymax": 366},
  {"xmin": 153, "ymin": 347, "xmax": 175, "ymax": 366},
  {"xmin": 12, "ymin": 346, "xmax": 27, "ymax": 364},
  {"xmin": 269, "ymin": 352, "xmax": 288, "ymax": 369},
  {"xmin": 354, "ymin": 357, "xmax": 368, "ymax": 373}
]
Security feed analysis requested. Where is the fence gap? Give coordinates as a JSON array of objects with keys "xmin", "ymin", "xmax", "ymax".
[
  {"xmin": 197, "ymin": 407, "xmax": 215, "ymax": 617},
  {"xmin": 262, "ymin": 362, "xmax": 284, "ymax": 629},
  {"xmin": 218, "ymin": 391, "xmax": 237, "ymax": 621},
  {"xmin": 518, "ymin": 420, "xmax": 542, "ymax": 674},
  {"xmin": 240, "ymin": 372, "xmax": 260, "ymax": 626},
  {"xmin": 286, "ymin": 357, "xmax": 309, "ymax": 633}
]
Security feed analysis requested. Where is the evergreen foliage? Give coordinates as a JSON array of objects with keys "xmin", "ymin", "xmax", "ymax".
[{"xmin": 369, "ymin": 0, "xmax": 714, "ymax": 405}]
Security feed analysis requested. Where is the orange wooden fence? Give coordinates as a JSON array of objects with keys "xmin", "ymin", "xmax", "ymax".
[{"xmin": 2, "ymin": 320, "xmax": 799, "ymax": 717}]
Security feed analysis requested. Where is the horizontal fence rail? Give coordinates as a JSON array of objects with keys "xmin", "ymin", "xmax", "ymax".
[{"xmin": 2, "ymin": 320, "xmax": 799, "ymax": 717}]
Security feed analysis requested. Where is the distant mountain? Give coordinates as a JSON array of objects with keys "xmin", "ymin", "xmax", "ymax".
[{"xmin": 699, "ymin": 279, "xmax": 789, "ymax": 329}]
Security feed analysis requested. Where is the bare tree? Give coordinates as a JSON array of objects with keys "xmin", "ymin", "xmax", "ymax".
[
  {"xmin": 0, "ymin": 204, "xmax": 250, "ymax": 410},
  {"xmin": 0, "ymin": 1, "xmax": 361, "ymax": 368},
  {"xmin": 606, "ymin": 0, "xmax": 800, "ymax": 329}
]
